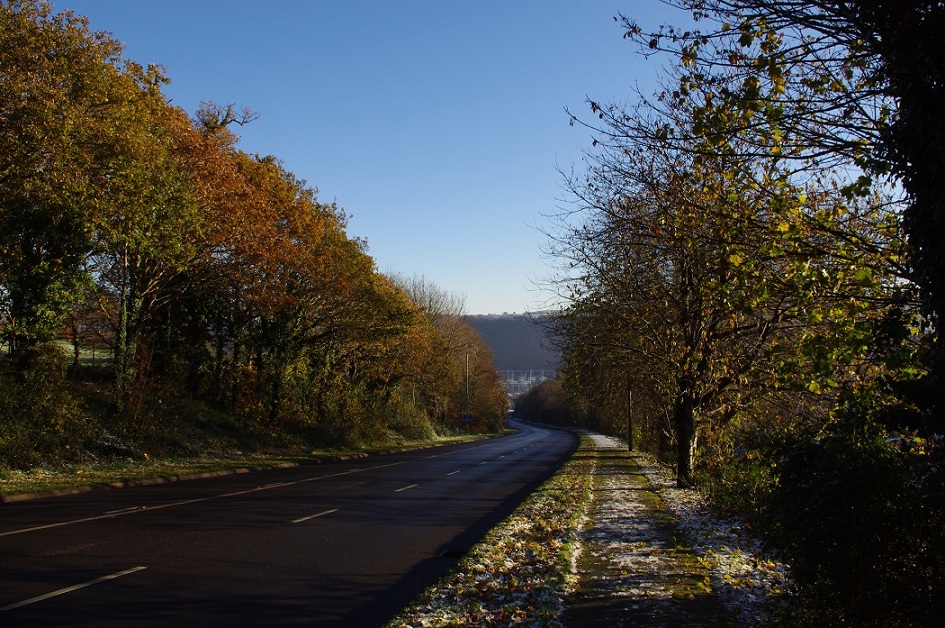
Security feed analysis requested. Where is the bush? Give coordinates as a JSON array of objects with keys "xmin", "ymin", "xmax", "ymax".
[
  {"xmin": 696, "ymin": 405, "xmax": 824, "ymax": 522},
  {"xmin": 387, "ymin": 399, "xmax": 438, "ymax": 442},
  {"xmin": 766, "ymin": 413, "xmax": 945, "ymax": 626},
  {"xmin": 695, "ymin": 391, "xmax": 945, "ymax": 626},
  {"xmin": 0, "ymin": 372, "xmax": 95, "ymax": 469},
  {"xmin": 696, "ymin": 423, "xmax": 779, "ymax": 521}
]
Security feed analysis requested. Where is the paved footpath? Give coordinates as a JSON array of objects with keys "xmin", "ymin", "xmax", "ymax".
[{"xmin": 564, "ymin": 435, "xmax": 734, "ymax": 627}]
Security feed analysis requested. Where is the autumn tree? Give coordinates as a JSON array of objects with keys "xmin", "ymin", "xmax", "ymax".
[
  {"xmin": 394, "ymin": 275, "xmax": 464, "ymax": 423},
  {"xmin": 0, "ymin": 1, "xmax": 129, "ymax": 373},
  {"xmin": 397, "ymin": 275, "xmax": 508, "ymax": 432},
  {"xmin": 86, "ymin": 78, "xmax": 201, "ymax": 414},
  {"xmin": 141, "ymin": 101, "xmax": 263, "ymax": 408},
  {"xmin": 575, "ymin": 3, "xmax": 945, "ymax": 621},
  {"xmin": 514, "ymin": 379, "xmax": 574, "ymax": 427},
  {"xmin": 620, "ymin": 0, "xmax": 943, "ymax": 428},
  {"xmin": 556, "ymin": 29, "xmax": 908, "ymax": 485},
  {"xmin": 1, "ymin": 0, "xmax": 506, "ymax": 465},
  {"xmin": 551, "ymin": 294, "xmax": 670, "ymax": 449}
]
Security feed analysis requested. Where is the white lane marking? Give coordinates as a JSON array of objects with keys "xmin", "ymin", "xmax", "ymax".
[
  {"xmin": 0, "ymin": 463, "xmax": 404, "ymax": 538},
  {"xmin": 103, "ymin": 506, "xmax": 144, "ymax": 515},
  {"xmin": 1, "ymin": 566, "xmax": 147, "ymax": 611},
  {"xmin": 1, "ymin": 435, "xmax": 544, "ymax": 538},
  {"xmin": 421, "ymin": 441, "xmax": 495, "ymax": 460},
  {"xmin": 0, "ymin": 495, "xmax": 213, "ymax": 538},
  {"xmin": 446, "ymin": 470, "xmax": 461, "ymax": 476},
  {"xmin": 291, "ymin": 509, "xmax": 339, "ymax": 524},
  {"xmin": 394, "ymin": 484, "xmax": 418, "ymax": 493},
  {"xmin": 478, "ymin": 461, "xmax": 488, "ymax": 465}
]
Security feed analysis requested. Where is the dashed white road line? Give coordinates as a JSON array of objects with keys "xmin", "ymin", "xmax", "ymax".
[
  {"xmin": 291, "ymin": 509, "xmax": 339, "ymax": 524},
  {"xmin": 446, "ymin": 470, "xmax": 461, "ymax": 476},
  {"xmin": 1, "ymin": 436, "xmax": 535, "ymax": 539},
  {"xmin": 0, "ymin": 463, "xmax": 405, "ymax": 538},
  {"xmin": 1, "ymin": 566, "xmax": 147, "ymax": 612},
  {"xmin": 394, "ymin": 484, "xmax": 418, "ymax": 493}
]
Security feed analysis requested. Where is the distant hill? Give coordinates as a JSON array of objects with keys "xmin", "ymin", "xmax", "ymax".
[{"xmin": 466, "ymin": 314, "xmax": 560, "ymax": 372}]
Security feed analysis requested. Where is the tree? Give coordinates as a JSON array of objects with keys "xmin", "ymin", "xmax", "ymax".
[
  {"xmin": 394, "ymin": 275, "xmax": 465, "ymax": 423},
  {"xmin": 514, "ymin": 379, "xmax": 574, "ymax": 427},
  {"xmin": 147, "ymin": 100, "xmax": 262, "ymax": 408},
  {"xmin": 591, "ymin": 5, "xmax": 945, "ymax": 620},
  {"xmin": 0, "ymin": 1, "xmax": 127, "ymax": 372},
  {"xmin": 87, "ymin": 78, "xmax": 200, "ymax": 413},
  {"xmin": 620, "ymin": 0, "xmax": 944, "ymax": 428},
  {"xmin": 556, "ymin": 44, "xmax": 908, "ymax": 485},
  {"xmin": 396, "ymin": 274, "xmax": 508, "ymax": 432}
]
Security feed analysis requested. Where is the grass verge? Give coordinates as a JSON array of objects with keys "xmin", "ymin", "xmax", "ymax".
[
  {"xmin": 386, "ymin": 433, "xmax": 595, "ymax": 627},
  {"xmin": 0, "ymin": 434, "xmax": 489, "ymax": 499}
]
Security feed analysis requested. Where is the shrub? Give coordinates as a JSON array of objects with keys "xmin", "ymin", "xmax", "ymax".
[
  {"xmin": 0, "ymin": 371, "xmax": 94, "ymax": 469},
  {"xmin": 768, "ymin": 412, "xmax": 945, "ymax": 626}
]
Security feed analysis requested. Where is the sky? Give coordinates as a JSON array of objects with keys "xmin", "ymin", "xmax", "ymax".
[{"xmin": 52, "ymin": 1, "xmax": 689, "ymax": 315}]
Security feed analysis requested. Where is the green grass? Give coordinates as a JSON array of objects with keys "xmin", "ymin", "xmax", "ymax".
[
  {"xmin": 0, "ymin": 345, "xmax": 507, "ymax": 498},
  {"xmin": 0, "ymin": 434, "xmax": 492, "ymax": 498}
]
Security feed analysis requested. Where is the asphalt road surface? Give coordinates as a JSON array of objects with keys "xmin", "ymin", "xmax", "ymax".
[{"xmin": 0, "ymin": 420, "xmax": 576, "ymax": 627}]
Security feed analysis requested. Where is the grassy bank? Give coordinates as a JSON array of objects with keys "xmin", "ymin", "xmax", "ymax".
[{"xmin": 0, "ymin": 435, "xmax": 489, "ymax": 499}]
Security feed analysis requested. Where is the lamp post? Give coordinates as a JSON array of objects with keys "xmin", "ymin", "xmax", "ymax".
[
  {"xmin": 627, "ymin": 376, "xmax": 634, "ymax": 452},
  {"xmin": 463, "ymin": 352, "xmax": 472, "ymax": 433}
]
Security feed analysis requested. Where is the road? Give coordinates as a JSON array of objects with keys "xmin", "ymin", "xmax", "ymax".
[{"xmin": 0, "ymin": 420, "xmax": 575, "ymax": 627}]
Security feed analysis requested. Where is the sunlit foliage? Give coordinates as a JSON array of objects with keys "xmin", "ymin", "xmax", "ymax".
[
  {"xmin": 546, "ymin": 1, "xmax": 943, "ymax": 623},
  {"xmin": 1, "ymin": 0, "xmax": 506, "ymax": 465}
]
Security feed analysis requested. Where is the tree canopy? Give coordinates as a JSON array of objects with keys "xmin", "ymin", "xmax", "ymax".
[
  {"xmin": 1, "ymin": 0, "xmax": 507, "ymax": 463},
  {"xmin": 546, "ymin": 2, "xmax": 944, "ymax": 623}
]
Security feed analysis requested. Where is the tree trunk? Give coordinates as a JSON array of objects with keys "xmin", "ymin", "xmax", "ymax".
[
  {"xmin": 70, "ymin": 319, "xmax": 81, "ymax": 373},
  {"xmin": 113, "ymin": 254, "xmax": 142, "ymax": 415},
  {"xmin": 268, "ymin": 362, "xmax": 284, "ymax": 426},
  {"xmin": 674, "ymin": 377, "xmax": 697, "ymax": 488},
  {"xmin": 114, "ymin": 273, "xmax": 131, "ymax": 414}
]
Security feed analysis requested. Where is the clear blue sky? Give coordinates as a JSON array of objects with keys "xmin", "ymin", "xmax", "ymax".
[{"xmin": 53, "ymin": 1, "xmax": 687, "ymax": 314}]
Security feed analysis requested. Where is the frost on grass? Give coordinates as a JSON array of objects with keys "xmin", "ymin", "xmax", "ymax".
[
  {"xmin": 387, "ymin": 444, "xmax": 595, "ymax": 628},
  {"xmin": 590, "ymin": 434, "xmax": 794, "ymax": 625},
  {"xmin": 388, "ymin": 432, "xmax": 792, "ymax": 627},
  {"xmin": 581, "ymin": 463, "xmax": 681, "ymax": 601}
]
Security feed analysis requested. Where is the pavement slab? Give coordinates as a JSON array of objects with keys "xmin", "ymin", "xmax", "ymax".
[{"xmin": 564, "ymin": 439, "xmax": 734, "ymax": 627}]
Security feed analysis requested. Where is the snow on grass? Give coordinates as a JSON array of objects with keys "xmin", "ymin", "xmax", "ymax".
[
  {"xmin": 387, "ymin": 438, "xmax": 596, "ymax": 627},
  {"xmin": 590, "ymin": 434, "xmax": 794, "ymax": 625},
  {"xmin": 388, "ymin": 431, "xmax": 792, "ymax": 626}
]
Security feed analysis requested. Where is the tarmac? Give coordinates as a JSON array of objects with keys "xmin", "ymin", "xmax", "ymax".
[{"xmin": 3, "ymin": 430, "xmax": 744, "ymax": 625}]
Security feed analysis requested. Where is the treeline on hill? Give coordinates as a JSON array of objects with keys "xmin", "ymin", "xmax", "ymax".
[
  {"xmin": 466, "ymin": 314, "xmax": 560, "ymax": 372},
  {"xmin": 0, "ymin": 1, "xmax": 507, "ymax": 470},
  {"xmin": 537, "ymin": 2, "xmax": 945, "ymax": 626}
]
